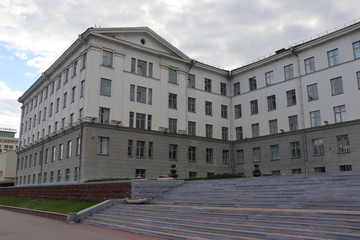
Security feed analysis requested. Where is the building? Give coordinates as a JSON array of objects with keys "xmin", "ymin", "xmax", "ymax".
[
  {"xmin": 0, "ymin": 128, "xmax": 19, "ymax": 153},
  {"xmin": 0, "ymin": 150, "xmax": 17, "ymax": 186},
  {"xmin": 16, "ymin": 22, "xmax": 360, "ymax": 185}
]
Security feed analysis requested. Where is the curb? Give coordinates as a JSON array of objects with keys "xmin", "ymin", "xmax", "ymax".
[{"xmin": 0, "ymin": 205, "xmax": 68, "ymax": 221}]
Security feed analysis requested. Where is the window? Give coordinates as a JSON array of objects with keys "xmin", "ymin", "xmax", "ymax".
[
  {"xmin": 59, "ymin": 143, "xmax": 63, "ymax": 160},
  {"xmin": 56, "ymin": 98, "xmax": 60, "ymax": 113},
  {"xmin": 128, "ymin": 140, "xmax": 133, "ymax": 157},
  {"xmin": 222, "ymin": 127, "xmax": 228, "ymax": 140},
  {"xmin": 79, "ymin": 108, "xmax": 84, "ymax": 120},
  {"xmin": 286, "ymin": 89, "xmax": 296, "ymax": 106},
  {"xmin": 188, "ymin": 97, "xmax": 196, "ymax": 112},
  {"xmin": 148, "ymin": 88, "xmax": 152, "ymax": 104},
  {"xmin": 148, "ymin": 142, "xmax": 153, "ymax": 158},
  {"xmin": 292, "ymin": 169, "xmax": 302, "ymax": 174},
  {"xmin": 148, "ymin": 63, "xmax": 153, "ymax": 77},
  {"xmin": 236, "ymin": 150, "xmax": 244, "ymax": 164},
  {"xmin": 82, "ymin": 52, "xmax": 87, "ymax": 69},
  {"xmin": 137, "ymin": 86, "xmax": 147, "ymax": 103},
  {"xmin": 188, "ymin": 146, "xmax": 196, "ymax": 162},
  {"xmin": 169, "ymin": 68, "xmax": 177, "ymax": 83},
  {"xmin": 234, "ymin": 104, "xmax": 242, "ymax": 119},
  {"xmin": 330, "ymin": 77, "xmax": 343, "ymax": 95},
  {"xmin": 221, "ymin": 105, "xmax": 228, "ymax": 119},
  {"xmin": 307, "ymin": 83, "xmax": 318, "ymax": 101},
  {"xmin": 130, "ymin": 84, "xmax": 135, "ymax": 101},
  {"xmin": 337, "ymin": 135, "xmax": 350, "ymax": 153},
  {"xmin": 267, "ymin": 95, "xmax": 276, "ymax": 111},
  {"xmin": 49, "ymin": 102, "xmax": 53, "ymax": 117},
  {"xmin": 100, "ymin": 78, "xmax": 111, "ymax": 96},
  {"xmin": 290, "ymin": 141, "xmax": 301, "ymax": 158},
  {"xmin": 313, "ymin": 138, "xmax": 324, "ymax": 156},
  {"xmin": 250, "ymin": 100, "xmax": 258, "ymax": 115},
  {"xmin": 65, "ymin": 169, "xmax": 70, "ymax": 181},
  {"xmin": 235, "ymin": 127, "xmax": 243, "ymax": 140},
  {"xmin": 284, "ymin": 64, "xmax": 294, "ymax": 80},
  {"xmin": 169, "ymin": 144, "xmax": 177, "ymax": 160},
  {"xmin": 353, "ymin": 41, "xmax": 360, "ymax": 59},
  {"xmin": 251, "ymin": 123, "xmax": 259, "ymax": 137},
  {"xmin": 189, "ymin": 172, "xmax": 197, "ymax": 178},
  {"xmin": 71, "ymin": 86, "xmax": 76, "ymax": 103},
  {"xmin": 50, "ymin": 81, "xmax": 54, "ymax": 95},
  {"xmin": 288, "ymin": 115, "xmax": 298, "ymax": 131},
  {"xmin": 137, "ymin": 60, "xmax": 147, "ymax": 76},
  {"xmin": 51, "ymin": 146, "xmax": 56, "ymax": 162},
  {"xmin": 269, "ymin": 119, "xmax": 278, "ymax": 134},
  {"xmin": 135, "ymin": 169, "xmax": 146, "ymax": 178},
  {"xmin": 129, "ymin": 112, "xmax": 134, "ymax": 128},
  {"xmin": 76, "ymin": 137, "xmax": 81, "ymax": 156},
  {"xmin": 328, "ymin": 49, "xmax": 339, "ymax": 67},
  {"xmin": 205, "ymin": 101, "xmax": 212, "ymax": 116},
  {"xmin": 206, "ymin": 148, "xmax": 213, "ymax": 163},
  {"xmin": 249, "ymin": 77, "xmax": 257, "ymax": 91},
  {"xmin": 334, "ymin": 105, "xmax": 346, "ymax": 123},
  {"xmin": 220, "ymin": 83, "xmax": 227, "ymax": 96},
  {"xmin": 310, "ymin": 110, "xmax": 321, "ymax": 127},
  {"xmin": 314, "ymin": 167, "xmax": 326, "ymax": 173},
  {"xmin": 169, "ymin": 93, "xmax": 177, "ymax": 109},
  {"xmin": 136, "ymin": 113, "xmax": 146, "ymax": 129},
  {"xmin": 271, "ymin": 145, "xmax": 280, "ymax": 160},
  {"xmin": 205, "ymin": 124, "xmax": 213, "ymax": 138},
  {"xmin": 70, "ymin": 113, "xmax": 74, "ymax": 125},
  {"xmin": 102, "ymin": 50, "xmax": 113, "ymax": 67},
  {"xmin": 265, "ymin": 71, "xmax": 274, "ymax": 85},
  {"xmin": 73, "ymin": 61, "xmax": 77, "ymax": 76},
  {"xmin": 357, "ymin": 72, "xmax": 360, "ymax": 89},
  {"xmin": 304, "ymin": 57, "xmax": 315, "ymax": 74},
  {"xmin": 147, "ymin": 115, "xmax": 152, "ymax": 130},
  {"xmin": 98, "ymin": 137, "xmax": 109, "ymax": 155},
  {"xmin": 131, "ymin": 58, "xmax": 136, "ymax": 73},
  {"xmin": 169, "ymin": 118, "xmax": 177, "ymax": 133},
  {"xmin": 204, "ymin": 78, "xmax": 212, "ymax": 92},
  {"xmin": 233, "ymin": 82, "xmax": 240, "ymax": 96},
  {"xmin": 188, "ymin": 121, "xmax": 196, "ymax": 136},
  {"xmin": 67, "ymin": 140, "xmax": 72, "ymax": 157},
  {"xmin": 99, "ymin": 107, "xmax": 110, "ymax": 124},
  {"xmin": 253, "ymin": 147, "xmax": 261, "ymax": 162},
  {"xmin": 136, "ymin": 141, "xmax": 145, "ymax": 157},
  {"xmin": 57, "ymin": 170, "xmax": 62, "ymax": 182},
  {"xmin": 80, "ymin": 80, "xmax": 85, "ymax": 98},
  {"xmin": 74, "ymin": 167, "xmax": 79, "ymax": 181},
  {"xmin": 50, "ymin": 171, "xmax": 54, "ymax": 183},
  {"xmin": 339, "ymin": 165, "xmax": 352, "ymax": 171},
  {"xmin": 188, "ymin": 74, "xmax": 195, "ymax": 88},
  {"xmin": 222, "ymin": 150, "xmax": 229, "ymax": 164}
]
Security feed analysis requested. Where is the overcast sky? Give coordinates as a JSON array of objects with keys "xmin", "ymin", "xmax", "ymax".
[{"xmin": 1, "ymin": 0, "xmax": 359, "ymax": 136}]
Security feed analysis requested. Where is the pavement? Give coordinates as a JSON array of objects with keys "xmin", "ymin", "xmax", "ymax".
[{"xmin": 0, "ymin": 209, "xmax": 166, "ymax": 240}]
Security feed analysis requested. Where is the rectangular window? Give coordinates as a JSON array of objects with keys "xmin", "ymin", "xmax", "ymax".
[
  {"xmin": 253, "ymin": 147, "xmax": 261, "ymax": 162},
  {"xmin": 236, "ymin": 150, "xmax": 244, "ymax": 164},
  {"xmin": 310, "ymin": 110, "xmax": 321, "ymax": 127},
  {"xmin": 357, "ymin": 72, "xmax": 360, "ymax": 89},
  {"xmin": 204, "ymin": 78, "xmax": 212, "ymax": 92},
  {"xmin": 169, "ymin": 68, "xmax": 177, "ymax": 83},
  {"xmin": 98, "ymin": 137, "xmax": 109, "ymax": 155},
  {"xmin": 148, "ymin": 142, "xmax": 153, "ymax": 158},
  {"xmin": 50, "ymin": 81, "xmax": 54, "ymax": 95},
  {"xmin": 233, "ymin": 82, "xmax": 240, "ymax": 96},
  {"xmin": 188, "ymin": 146, "xmax": 196, "ymax": 162},
  {"xmin": 147, "ymin": 115, "xmax": 152, "ymax": 130},
  {"xmin": 339, "ymin": 165, "xmax": 352, "ymax": 171},
  {"xmin": 136, "ymin": 86, "xmax": 147, "ymax": 103},
  {"xmin": 206, "ymin": 148, "xmax": 213, "ymax": 163},
  {"xmin": 71, "ymin": 86, "xmax": 76, "ymax": 103},
  {"xmin": 334, "ymin": 105, "xmax": 346, "ymax": 123},
  {"xmin": 188, "ymin": 74, "xmax": 195, "ymax": 88},
  {"xmin": 267, "ymin": 95, "xmax": 276, "ymax": 111},
  {"xmin": 49, "ymin": 102, "xmax": 53, "ymax": 117},
  {"xmin": 76, "ymin": 137, "xmax": 81, "ymax": 156},
  {"xmin": 79, "ymin": 108, "xmax": 84, "ymax": 120},
  {"xmin": 50, "ymin": 171, "xmax": 54, "ymax": 183},
  {"xmin": 221, "ymin": 105, "xmax": 228, "ymax": 119},
  {"xmin": 330, "ymin": 77, "xmax": 343, "ymax": 95},
  {"xmin": 265, "ymin": 71, "xmax": 274, "ymax": 85},
  {"xmin": 249, "ymin": 77, "xmax": 257, "ymax": 91},
  {"xmin": 188, "ymin": 121, "xmax": 196, "ymax": 136},
  {"xmin": 148, "ymin": 88, "xmax": 152, "ymax": 104},
  {"xmin": 236, "ymin": 126, "xmax": 243, "ymax": 140},
  {"xmin": 128, "ymin": 140, "xmax": 133, "ymax": 157},
  {"xmin": 252, "ymin": 123, "xmax": 259, "ymax": 137},
  {"xmin": 57, "ymin": 170, "xmax": 62, "ymax": 182},
  {"xmin": 188, "ymin": 97, "xmax": 196, "ymax": 112},
  {"xmin": 135, "ymin": 169, "xmax": 146, "ymax": 178},
  {"xmin": 222, "ymin": 150, "xmax": 229, "ymax": 164},
  {"xmin": 205, "ymin": 101, "xmax": 212, "ymax": 116},
  {"xmin": 222, "ymin": 127, "xmax": 228, "ymax": 140},
  {"xmin": 65, "ymin": 169, "xmax": 70, "ymax": 181},
  {"xmin": 102, "ymin": 50, "xmax": 113, "ymax": 67},
  {"xmin": 67, "ymin": 140, "xmax": 72, "ymax": 157},
  {"xmin": 51, "ymin": 146, "xmax": 56, "ymax": 162},
  {"xmin": 169, "ymin": 118, "xmax": 177, "ymax": 133},
  {"xmin": 168, "ymin": 93, "xmax": 177, "ymax": 109},
  {"xmin": 131, "ymin": 58, "xmax": 136, "ymax": 73},
  {"xmin": 169, "ymin": 144, "xmax": 177, "ymax": 160},
  {"xmin": 314, "ymin": 167, "xmax": 326, "ymax": 173},
  {"xmin": 234, "ymin": 104, "xmax": 242, "ymax": 119},
  {"xmin": 250, "ymin": 100, "xmax": 258, "ymax": 115},
  {"xmin": 136, "ymin": 113, "xmax": 146, "ymax": 129},
  {"xmin": 271, "ymin": 145, "xmax": 280, "ymax": 160},
  {"xmin": 269, "ymin": 119, "xmax": 278, "ymax": 134},
  {"xmin": 80, "ymin": 80, "xmax": 85, "ymax": 98},
  {"xmin": 337, "ymin": 135, "xmax": 350, "ymax": 153},
  {"xmin": 189, "ymin": 172, "xmax": 197, "ymax": 178},
  {"xmin": 284, "ymin": 64, "xmax": 294, "ymax": 80},
  {"xmin": 304, "ymin": 57, "xmax": 315, "ymax": 74},
  {"xmin": 307, "ymin": 83, "xmax": 318, "ymax": 101},
  {"xmin": 205, "ymin": 124, "xmax": 213, "ymax": 138},
  {"xmin": 313, "ymin": 138, "xmax": 324, "ymax": 156},
  {"xmin": 74, "ymin": 167, "xmax": 79, "ymax": 181},
  {"xmin": 286, "ymin": 89, "xmax": 296, "ymax": 106},
  {"xmin": 328, "ymin": 49, "xmax": 339, "ymax": 67},
  {"xmin": 56, "ymin": 98, "xmax": 60, "ymax": 113},
  {"xmin": 148, "ymin": 62, "xmax": 153, "ymax": 77},
  {"xmin": 353, "ymin": 41, "xmax": 360, "ymax": 59},
  {"xmin": 220, "ymin": 83, "xmax": 227, "ymax": 96},
  {"xmin": 288, "ymin": 115, "xmax": 298, "ymax": 131},
  {"xmin": 99, "ymin": 107, "xmax": 110, "ymax": 124},
  {"xmin": 70, "ymin": 113, "xmax": 74, "ymax": 125},
  {"xmin": 292, "ymin": 169, "xmax": 302, "ymax": 174},
  {"xmin": 82, "ymin": 52, "xmax": 87, "ymax": 69},
  {"xmin": 59, "ymin": 143, "xmax": 63, "ymax": 160},
  {"xmin": 136, "ymin": 141, "xmax": 145, "ymax": 157},
  {"xmin": 137, "ymin": 60, "xmax": 147, "ymax": 76},
  {"xmin": 129, "ymin": 112, "xmax": 134, "ymax": 128},
  {"xmin": 73, "ymin": 61, "xmax": 77, "ymax": 76},
  {"xmin": 130, "ymin": 84, "xmax": 135, "ymax": 101},
  {"xmin": 290, "ymin": 141, "xmax": 301, "ymax": 158},
  {"xmin": 100, "ymin": 78, "xmax": 111, "ymax": 96}
]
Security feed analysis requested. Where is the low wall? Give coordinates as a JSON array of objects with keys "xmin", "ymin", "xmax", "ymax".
[
  {"xmin": 131, "ymin": 180, "xmax": 184, "ymax": 199},
  {"xmin": 0, "ymin": 182, "xmax": 131, "ymax": 202}
]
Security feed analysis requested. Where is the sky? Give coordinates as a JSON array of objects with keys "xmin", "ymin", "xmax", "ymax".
[{"xmin": 0, "ymin": 0, "xmax": 359, "ymax": 136}]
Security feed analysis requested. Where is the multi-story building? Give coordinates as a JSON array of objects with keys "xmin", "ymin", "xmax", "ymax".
[
  {"xmin": 16, "ymin": 22, "xmax": 360, "ymax": 185},
  {"xmin": 0, "ymin": 151, "xmax": 17, "ymax": 186},
  {"xmin": 0, "ymin": 128, "xmax": 19, "ymax": 153}
]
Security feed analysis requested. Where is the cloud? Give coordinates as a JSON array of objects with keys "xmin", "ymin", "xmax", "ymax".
[{"xmin": 0, "ymin": 81, "xmax": 22, "ymax": 131}]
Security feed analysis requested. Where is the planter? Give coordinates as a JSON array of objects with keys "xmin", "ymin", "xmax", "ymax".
[{"xmin": 126, "ymin": 197, "xmax": 147, "ymax": 204}]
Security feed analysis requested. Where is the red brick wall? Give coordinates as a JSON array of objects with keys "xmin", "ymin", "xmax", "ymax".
[{"xmin": 0, "ymin": 182, "xmax": 131, "ymax": 202}]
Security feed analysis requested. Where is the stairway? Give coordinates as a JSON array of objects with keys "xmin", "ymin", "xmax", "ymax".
[{"xmin": 82, "ymin": 171, "xmax": 360, "ymax": 239}]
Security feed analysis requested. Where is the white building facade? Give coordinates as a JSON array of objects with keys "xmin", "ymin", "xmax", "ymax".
[{"xmin": 16, "ymin": 23, "xmax": 360, "ymax": 185}]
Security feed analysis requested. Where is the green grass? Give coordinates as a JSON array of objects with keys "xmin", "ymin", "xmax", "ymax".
[{"xmin": 0, "ymin": 196, "xmax": 99, "ymax": 214}]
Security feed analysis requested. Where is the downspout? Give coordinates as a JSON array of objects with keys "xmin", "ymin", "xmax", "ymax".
[{"xmin": 290, "ymin": 47, "xmax": 309, "ymax": 174}]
